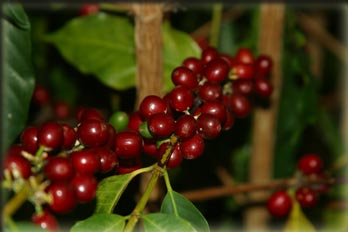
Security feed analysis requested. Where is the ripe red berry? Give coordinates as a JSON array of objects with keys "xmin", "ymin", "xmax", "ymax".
[
  {"xmin": 204, "ymin": 58, "xmax": 230, "ymax": 83},
  {"xmin": 139, "ymin": 95, "xmax": 168, "ymax": 119},
  {"xmin": 232, "ymin": 79, "xmax": 254, "ymax": 96},
  {"xmin": 32, "ymin": 209, "xmax": 58, "ymax": 232},
  {"xmin": 196, "ymin": 114, "xmax": 222, "ymax": 139},
  {"xmin": 20, "ymin": 126, "xmax": 39, "ymax": 153},
  {"xmin": 182, "ymin": 57, "xmax": 204, "ymax": 80},
  {"xmin": 70, "ymin": 149, "xmax": 101, "ymax": 175},
  {"xmin": 254, "ymin": 78, "xmax": 273, "ymax": 97},
  {"xmin": 44, "ymin": 156, "xmax": 75, "ymax": 181},
  {"xmin": 77, "ymin": 108, "xmax": 104, "ymax": 123},
  {"xmin": 143, "ymin": 139, "xmax": 158, "ymax": 157},
  {"xmin": 180, "ymin": 134, "xmax": 205, "ymax": 159},
  {"xmin": 79, "ymin": 4, "xmax": 99, "ymax": 16},
  {"xmin": 255, "ymin": 55, "xmax": 273, "ymax": 74},
  {"xmin": 148, "ymin": 113, "xmax": 175, "ymax": 139},
  {"xmin": 116, "ymin": 157, "xmax": 142, "ymax": 174},
  {"xmin": 53, "ymin": 101, "xmax": 70, "ymax": 120},
  {"xmin": 222, "ymin": 109, "xmax": 235, "ymax": 130},
  {"xmin": 46, "ymin": 182, "xmax": 77, "ymax": 214},
  {"xmin": 198, "ymin": 82, "xmax": 222, "ymax": 102},
  {"xmin": 127, "ymin": 111, "xmax": 144, "ymax": 132},
  {"xmin": 114, "ymin": 131, "xmax": 143, "ymax": 159},
  {"xmin": 32, "ymin": 85, "xmax": 50, "ymax": 106},
  {"xmin": 91, "ymin": 147, "xmax": 118, "ymax": 173},
  {"xmin": 229, "ymin": 94, "xmax": 251, "ymax": 118},
  {"xmin": 201, "ymin": 46, "xmax": 219, "ymax": 64},
  {"xmin": 157, "ymin": 142, "xmax": 183, "ymax": 169},
  {"xmin": 235, "ymin": 48, "xmax": 254, "ymax": 64},
  {"xmin": 267, "ymin": 190, "xmax": 292, "ymax": 218},
  {"xmin": 61, "ymin": 123, "xmax": 77, "ymax": 150},
  {"xmin": 201, "ymin": 101, "xmax": 227, "ymax": 124},
  {"xmin": 171, "ymin": 66, "xmax": 198, "ymax": 89},
  {"xmin": 295, "ymin": 187, "xmax": 318, "ymax": 208},
  {"xmin": 231, "ymin": 63, "xmax": 255, "ymax": 79},
  {"xmin": 38, "ymin": 121, "xmax": 64, "ymax": 150},
  {"xmin": 175, "ymin": 114, "xmax": 197, "ymax": 140},
  {"xmin": 77, "ymin": 119, "xmax": 109, "ymax": 147},
  {"xmin": 5, "ymin": 152, "xmax": 32, "ymax": 179},
  {"xmin": 104, "ymin": 123, "xmax": 117, "ymax": 149},
  {"xmin": 72, "ymin": 173, "xmax": 98, "ymax": 203},
  {"xmin": 297, "ymin": 154, "xmax": 323, "ymax": 175},
  {"xmin": 170, "ymin": 85, "xmax": 194, "ymax": 112}
]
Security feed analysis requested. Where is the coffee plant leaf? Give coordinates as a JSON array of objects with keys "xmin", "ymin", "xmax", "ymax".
[
  {"xmin": 283, "ymin": 201, "xmax": 316, "ymax": 232},
  {"xmin": 43, "ymin": 13, "xmax": 136, "ymax": 90},
  {"xmin": 1, "ymin": 3, "xmax": 35, "ymax": 154},
  {"xmin": 162, "ymin": 21, "xmax": 201, "ymax": 92},
  {"xmin": 142, "ymin": 213, "xmax": 197, "ymax": 232},
  {"xmin": 3, "ymin": 222, "xmax": 45, "ymax": 232},
  {"xmin": 161, "ymin": 190, "xmax": 210, "ymax": 232},
  {"xmin": 71, "ymin": 213, "xmax": 125, "ymax": 232},
  {"xmin": 95, "ymin": 166, "xmax": 152, "ymax": 213}
]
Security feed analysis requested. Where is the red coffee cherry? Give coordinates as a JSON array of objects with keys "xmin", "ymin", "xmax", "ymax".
[
  {"xmin": 38, "ymin": 121, "xmax": 64, "ymax": 151},
  {"xmin": 182, "ymin": 57, "xmax": 204, "ymax": 80},
  {"xmin": 201, "ymin": 46, "xmax": 219, "ymax": 64},
  {"xmin": 139, "ymin": 95, "xmax": 168, "ymax": 119},
  {"xmin": 180, "ymin": 134, "xmax": 205, "ymax": 159},
  {"xmin": 5, "ymin": 151, "xmax": 32, "ymax": 179},
  {"xmin": 32, "ymin": 85, "xmax": 50, "ymax": 106},
  {"xmin": 295, "ymin": 187, "xmax": 318, "ymax": 208},
  {"xmin": 229, "ymin": 94, "xmax": 251, "ymax": 118},
  {"xmin": 231, "ymin": 63, "xmax": 255, "ymax": 79},
  {"xmin": 91, "ymin": 147, "xmax": 118, "ymax": 173},
  {"xmin": 72, "ymin": 173, "xmax": 98, "ymax": 203},
  {"xmin": 32, "ymin": 209, "xmax": 59, "ymax": 232},
  {"xmin": 148, "ymin": 113, "xmax": 175, "ymax": 139},
  {"xmin": 77, "ymin": 108, "xmax": 104, "ymax": 123},
  {"xmin": 219, "ymin": 53, "xmax": 236, "ymax": 68},
  {"xmin": 114, "ymin": 131, "xmax": 143, "ymax": 159},
  {"xmin": 198, "ymin": 82, "xmax": 222, "ymax": 102},
  {"xmin": 156, "ymin": 142, "xmax": 183, "ymax": 169},
  {"xmin": 46, "ymin": 182, "xmax": 77, "ymax": 214},
  {"xmin": 170, "ymin": 85, "xmax": 194, "ymax": 112},
  {"xmin": 254, "ymin": 77, "xmax": 273, "ymax": 98},
  {"xmin": 116, "ymin": 157, "xmax": 142, "ymax": 174},
  {"xmin": 201, "ymin": 101, "xmax": 227, "ymax": 124},
  {"xmin": 235, "ymin": 47, "xmax": 254, "ymax": 64},
  {"xmin": 175, "ymin": 114, "xmax": 197, "ymax": 140},
  {"xmin": 143, "ymin": 139, "xmax": 158, "ymax": 157},
  {"xmin": 61, "ymin": 123, "xmax": 77, "ymax": 150},
  {"xmin": 267, "ymin": 190, "xmax": 292, "ymax": 218},
  {"xmin": 127, "ymin": 111, "xmax": 144, "ymax": 132},
  {"xmin": 20, "ymin": 126, "xmax": 39, "ymax": 153},
  {"xmin": 70, "ymin": 149, "xmax": 101, "ymax": 175},
  {"xmin": 232, "ymin": 79, "xmax": 254, "ymax": 96},
  {"xmin": 171, "ymin": 66, "xmax": 198, "ymax": 89},
  {"xmin": 77, "ymin": 119, "xmax": 109, "ymax": 147},
  {"xmin": 53, "ymin": 101, "xmax": 70, "ymax": 120},
  {"xmin": 255, "ymin": 54, "xmax": 273, "ymax": 74},
  {"xmin": 203, "ymin": 58, "xmax": 230, "ymax": 83},
  {"xmin": 104, "ymin": 123, "xmax": 117, "ymax": 149},
  {"xmin": 44, "ymin": 156, "xmax": 75, "ymax": 181},
  {"xmin": 196, "ymin": 114, "xmax": 222, "ymax": 139},
  {"xmin": 297, "ymin": 154, "xmax": 323, "ymax": 175}
]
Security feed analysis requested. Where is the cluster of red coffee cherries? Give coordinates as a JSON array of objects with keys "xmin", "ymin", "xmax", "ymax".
[
  {"xmin": 3, "ymin": 46, "xmax": 273, "ymax": 231},
  {"xmin": 267, "ymin": 153, "xmax": 328, "ymax": 218}
]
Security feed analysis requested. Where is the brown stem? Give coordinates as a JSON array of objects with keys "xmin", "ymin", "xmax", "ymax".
[
  {"xmin": 181, "ymin": 176, "xmax": 338, "ymax": 202},
  {"xmin": 132, "ymin": 2, "xmax": 165, "ymax": 109},
  {"xmin": 245, "ymin": 4, "xmax": 285, "ymax": 231}
]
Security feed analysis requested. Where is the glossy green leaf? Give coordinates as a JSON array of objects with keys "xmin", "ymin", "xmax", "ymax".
[
  {"xmin": 1, "ymin": 3, "xmax": 35, "ymax": 153},
  {"xmin": 44, "ymin": 15, "xmax": 200, "ymax": 93},
  {"xmin": 284, "ymin": 201, "xmax": 316, "ymax": 232},
  {"xmin": 71, "ymin": 213, "xmax": 125, "ymax": 232},
  {"xmin": 161, "ymin": 190, "xmax": 210, "ymax": 232},
  {"xmin": 44, "ymin": 13, "xmax": 136, "ymax": 90},
  {"xmin": 3, "ymin": 222, "xmax": 45, "ymax": 232},
  {"xmin": 162, "ymin": 21, "xmax": 201, "ymax": 92},
  {"xmin": 142, "ymin": 213, "xmax": 197, "ymax": 232},
  {"xmin": 95, "ymin": 166, "xmax": 152, "ymax": 213}
]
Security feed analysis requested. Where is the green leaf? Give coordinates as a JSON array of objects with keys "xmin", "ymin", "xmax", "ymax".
[
  {"xmin": 44, "ymin": 15, "xmax": 200, "ymax": 93},
  {"xmin": 142, "ymin": 213, "xmax": 197, "ymax": 232},
  {"xmin": 1, "ymin": 3, "xmax": 35, "ymax": 153},
  {"xmin": 162, "ymin": 21, "xmax": 201, "ymax": 92},
  {"xmin": 161, "ymin": 190, "xmax": 210, "ymax": 232},
  {"xmin": 283, "ymin": 201, "xmax": 316, "ymax": 232},
  {"xmin": 71, "ymin": 213, "xmax": 125, "ymax": 232},
  {"xmin": 44, "ymin": 13, "xmax": 136, "ymax": 90},
  {"xmin": 3, "ymin": 222, "xmax": 45, "ymax": 232},
  {"xmin": 95, "ymin": 166, "xmax": 152, "ymax": 213}
]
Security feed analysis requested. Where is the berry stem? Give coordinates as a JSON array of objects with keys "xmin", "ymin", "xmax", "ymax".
[
  {"xmin": 209, "ymin": 3, "xmax": 223, "ymax": 47},
  {"xmin": 123, "ymin": 135, "xmax": 178, "ymax": 232}
]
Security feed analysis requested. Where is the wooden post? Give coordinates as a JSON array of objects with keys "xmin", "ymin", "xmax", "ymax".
[{"xmin": 244, "ymin": 4, "xmax": 285, "ymax": 231}]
